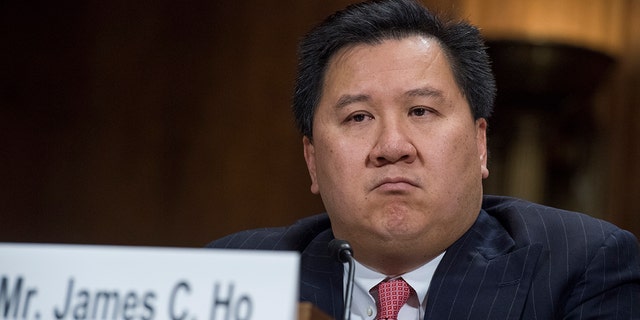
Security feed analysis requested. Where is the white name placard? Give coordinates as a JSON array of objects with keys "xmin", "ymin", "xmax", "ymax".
[{"xmin": 0, "ymin": 243, "xmax": 300, "ymax": 320}]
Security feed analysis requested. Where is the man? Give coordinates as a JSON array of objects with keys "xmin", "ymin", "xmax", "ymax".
[{"xmin": 208, "ymin": 0, "xmax": 640, "ymax": 319}]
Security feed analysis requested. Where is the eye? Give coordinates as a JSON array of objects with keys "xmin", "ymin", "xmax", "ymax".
[
  {"xmin": 409, "ymin": 106, "xmax": 431, "ymax": 117},
  {"xmin": 345, "ymin": 112, "xmax": 373, "ymax": 123},
  {"xmin": 352, "ymin": 114, "xmax": 367, "ymax": 122}
]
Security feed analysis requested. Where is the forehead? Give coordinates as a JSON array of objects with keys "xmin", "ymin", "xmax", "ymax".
[{"xmin": 319, "ymin": 35, "xmax": 462, "ymax": 102}]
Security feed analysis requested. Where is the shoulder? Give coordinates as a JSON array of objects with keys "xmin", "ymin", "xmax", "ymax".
[
  {"xmin": 481, "ymin": 195, "xmax": 638, "ymax": 251},
  {"xmin": 481, "ymin": 196, "xmax": 640, "ymax": 317},
  {"xmin": 205, "ymin": 213, "xmax": 332, "ymax": 252}
]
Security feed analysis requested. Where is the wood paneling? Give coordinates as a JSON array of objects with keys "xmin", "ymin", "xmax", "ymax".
[
  {"xmin": 1, "ymin": 0, "xmax": 638, "ymax": 246},
  {"xmin": 600, "ymin": 0, "xmax": 640, "ymax": 237}
]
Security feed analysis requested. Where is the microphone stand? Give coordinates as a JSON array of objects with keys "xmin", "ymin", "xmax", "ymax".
[
  {"xmin": 343, "ymin": 250, "xmax": 355, "ymax": 320},
  {"xmin": 328, "ymin": 239, "xmax": 355, "ymax": 320}
]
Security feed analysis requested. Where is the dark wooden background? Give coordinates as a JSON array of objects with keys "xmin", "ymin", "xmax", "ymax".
[{"xmin": 2, "ymin": 1, "xmax": 639, "ymax": 247}]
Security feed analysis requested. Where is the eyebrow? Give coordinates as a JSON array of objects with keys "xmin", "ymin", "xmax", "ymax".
[
  {"xmin": 405, "ymin": 87, "xmax": 445, "ymax": 99},
  {"xmin": 333, "ymin": 87, "xmax": 445, "ymax": 109},
  {"xmin": 334, "ymin": 94, "xmax": 370, "ymax": 109}
]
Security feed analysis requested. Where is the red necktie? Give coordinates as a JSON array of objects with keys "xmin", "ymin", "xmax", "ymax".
[{"xmin": 376, "ymin": 278, "xmax": 411, "ymax": 320}]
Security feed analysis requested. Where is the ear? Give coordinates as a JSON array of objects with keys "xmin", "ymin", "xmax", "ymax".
[
  {"xmin": 303, "ymin": 136, "xmax": 320, "ymax": 194},
  {"xmin": 476, "ymin": 118, "xmax": 490, "ymax": 179}
]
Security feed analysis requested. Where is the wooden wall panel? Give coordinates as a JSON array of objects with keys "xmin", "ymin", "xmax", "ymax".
[
  {"xmin": 1, "ymin": 0, "xmax": 638, "ymax": 247},
  {"xmin": 601, "ymin": 0, "xmax": 640, "ymax": 237}
]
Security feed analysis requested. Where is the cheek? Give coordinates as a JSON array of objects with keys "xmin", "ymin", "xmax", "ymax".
[
  {"xmin": 428, "ymin": 129, "xmax": 480, "ymax": 177},
  {"xmin": 314, "ymin": 143, "xmax": 369, "ymax": 204},
  {"xmin": 314, "ymin": 143, "xmax": 349, "ymax": 183}
]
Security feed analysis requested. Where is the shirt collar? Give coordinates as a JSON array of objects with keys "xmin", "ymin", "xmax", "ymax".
[
  {"xmin": 401, "ymin": 252, "xmax": 445, "ymax": 306},
  {"xmin": 346, "ymin": 251, "xmax": 445, "ymax": 319}
]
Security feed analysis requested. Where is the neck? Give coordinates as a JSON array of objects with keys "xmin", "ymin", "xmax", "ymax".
[{"xmin": 351, "ymin": 240, "xmax": 444, "ymax": 276}]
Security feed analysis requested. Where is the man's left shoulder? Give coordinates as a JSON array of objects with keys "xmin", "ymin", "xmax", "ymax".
[{"xmin": 481, "ymin": 195, "xmax": 637, "ymax": 246}]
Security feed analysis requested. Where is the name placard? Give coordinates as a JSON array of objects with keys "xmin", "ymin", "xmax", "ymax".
[{"xmin": 0, "ymin": 243, "xmax": 300, "ymax": 320}]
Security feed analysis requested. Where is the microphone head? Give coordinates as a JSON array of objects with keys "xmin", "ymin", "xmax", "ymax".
[{"xmin": 328, "ymin": 239, "xmax": 354, "ymax": 263}]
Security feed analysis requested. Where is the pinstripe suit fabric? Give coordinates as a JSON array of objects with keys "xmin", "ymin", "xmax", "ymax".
[{"xmin": 207, "ymin": 196, "xmax": 640, "ymax": 319}]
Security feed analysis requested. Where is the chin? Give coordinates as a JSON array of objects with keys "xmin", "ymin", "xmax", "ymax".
[
  {"xmin": 380, "ymin": 206, "xmax": 426, "ymax": 230},
  {"xmin": 377, "ymin": 219, "xmax": 425, "ymax": 242}
]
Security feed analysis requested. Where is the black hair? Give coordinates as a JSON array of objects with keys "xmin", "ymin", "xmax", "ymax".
[{"xmin": 292, "ymin": 0, "xmax": 496, "ymax": 138}]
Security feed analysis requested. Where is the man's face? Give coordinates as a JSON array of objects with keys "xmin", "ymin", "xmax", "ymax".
[{"xmin": 303, "ymin": 36, "xmax": 489, "ymax": 272}]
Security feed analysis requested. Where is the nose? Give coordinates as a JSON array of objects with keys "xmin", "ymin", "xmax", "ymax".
[{"xmin": 368, "ymin": 120, "xmax": 417, "ymax": 166}]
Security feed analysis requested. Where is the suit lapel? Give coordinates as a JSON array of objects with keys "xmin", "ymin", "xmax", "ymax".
[
  {"xmin": 299, "ymin": 230, "xmax": 344, "ymax": 319},
  {"xmin": 425, "ymin": 209, "xmax": 542, "ymax": 320}
]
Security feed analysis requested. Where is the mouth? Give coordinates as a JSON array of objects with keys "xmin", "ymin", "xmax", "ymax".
[{"xmin": 372, "ymin": 177, "xmax": 420, "ymax": 193}]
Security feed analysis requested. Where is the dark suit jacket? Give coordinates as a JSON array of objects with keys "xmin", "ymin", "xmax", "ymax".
[{"xmin": 207, "ymin": 196, "xmax": 640, "ymax": 319}]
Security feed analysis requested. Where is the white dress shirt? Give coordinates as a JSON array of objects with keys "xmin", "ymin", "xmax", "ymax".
[{"xmin": 343, "ymin": 252, "xmax": 445, "ymax": 320}]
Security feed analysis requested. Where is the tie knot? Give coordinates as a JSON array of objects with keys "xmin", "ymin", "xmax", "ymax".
[{"xmin": 376, "ymin": 278, "xmax": 411, "ymax": 320}]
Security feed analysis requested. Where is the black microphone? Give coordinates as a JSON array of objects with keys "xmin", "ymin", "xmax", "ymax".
[{"xmin": 328, "ymin": 239, "xmax": 355, "ymax": 320}]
